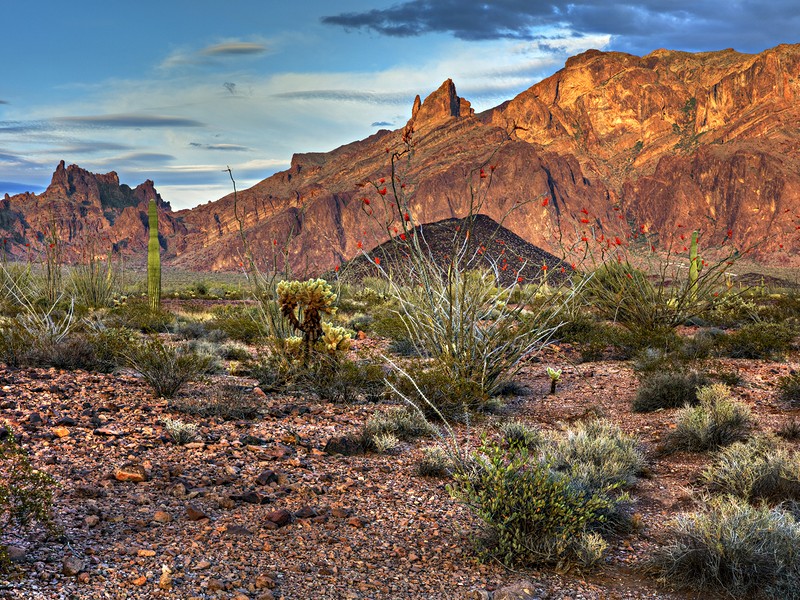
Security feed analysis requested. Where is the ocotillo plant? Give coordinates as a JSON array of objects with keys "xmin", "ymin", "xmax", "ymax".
[{"xmin": 147, "ymin": 199, "xmax": 161, "ymax": 311}]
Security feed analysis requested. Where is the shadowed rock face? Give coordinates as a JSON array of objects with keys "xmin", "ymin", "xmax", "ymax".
[{"xmin": 3, "ymin": 44, "xmax": 799, "ymax": 271}]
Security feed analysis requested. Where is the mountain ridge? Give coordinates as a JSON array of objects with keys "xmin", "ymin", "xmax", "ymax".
[{"xmin": 2, "ymin": 43, "xmax": 798, "ymax": 271}]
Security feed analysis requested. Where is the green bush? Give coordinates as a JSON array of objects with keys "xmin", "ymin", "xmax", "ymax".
[
  {"xmin": 450, "ymin": 440, "xmax": 621, "ymax": 568},
  {"xmin": 651, "ymin": 496, "xmax": 800, "ymax": 598},
  {"xmin": 778, "ymin": 372, "xmax": 800, "ymax": 407},
  {"xmin": 547, "ymin": 420, "xmax": 645, "ymax": 492},
  {"xmin": 110, "ymin": 300, "xmax": 174, "ymax": 333},
  {"xmin": 391, "ymin": 365, "xmax": 487, "ymax": 419},
  {"xmin": 498, "ymin": 420, "xmax": 542, "ymax": 451},
  {"xmin": 122, "ymin": 336, "xmax": 213, "ymax": 398},
  {"xmin": 300, "ymin": 358, "xmax": 386, "ymax": 404},
  {"xmin": 416, "ymin": 446, "xmax": 452, "ymax": 478},
  {"xmin": 721, "ymin": 322, "xmax": 796, "ymax": 360},
  {"xmin": 1, "ymin": 427, "xmax": 58, "ymax": 571},
  {"xmin": 632, "ymin": 370, "xmax": 710, "ymax": 412},
  {"xmin": 665, "ymin": 384, "xmax": 753, "ymax": 452},
  {"xmin": 208, "ymin": 305, "xmax": 264, "ymax": 344},
  {"xmin": 702, "ymin": 436, "xmax": 800, "ymax": 504},
  {"xmin": 364, "ymin": 406, "xmax": 435, "ymax": 442}
]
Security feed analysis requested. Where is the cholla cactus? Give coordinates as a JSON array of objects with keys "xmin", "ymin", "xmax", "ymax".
[
  {"xmin": 277, "ymin": 278, "xmax": 337, "ymax": 353},
  {"xmin": 320, "ymin": 322, "xmax": 352, "ymax": 354},
  {"xmin": 547, "ymin": 366, "xmax": 562, "ymax": 395}
]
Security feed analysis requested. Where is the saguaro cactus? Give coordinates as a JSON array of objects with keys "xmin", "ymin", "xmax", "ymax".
[
  {"xmin": 147, "ymin": 199, "xmax": 161, "ymax": 311},
  {"xmin": 688, "ymin": 230, "xmax": 701, "ymax": 300}
]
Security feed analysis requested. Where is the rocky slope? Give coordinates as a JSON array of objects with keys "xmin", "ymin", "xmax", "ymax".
[{"xmin": 2, "ymin": 44, "xmax": 799, "ymax": 273}]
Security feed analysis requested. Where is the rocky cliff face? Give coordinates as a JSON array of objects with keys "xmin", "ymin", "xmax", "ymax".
[
  {"xmin": 4, "ymin": 44, "xmax": 799, "ymax": 271},
  {"xmin": 1, "ymin": 160, "xmax": 185, "ymax": 261}
]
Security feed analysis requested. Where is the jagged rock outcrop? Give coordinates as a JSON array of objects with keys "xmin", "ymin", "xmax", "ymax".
[
  {"xmin": 0, "ymin": 161, "xmax": 185, "ymax": 261},
  {"xmin": 3, "ymin": 44, "xmax": 799, "ymax": 271}
]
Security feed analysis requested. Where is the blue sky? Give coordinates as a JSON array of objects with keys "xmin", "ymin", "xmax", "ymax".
[{"xmin": 1, "ymin": 1, "xmax": 796, "ymax": 210}]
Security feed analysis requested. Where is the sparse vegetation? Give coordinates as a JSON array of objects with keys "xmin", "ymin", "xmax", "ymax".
[
  {"xmin": 632, "ymin": 370, "xmax": 710, "ymax": 412},
  {"xmin": 651, "ymin": 496, "xmax": 800, "ymax": 597},
  {"xmin": 664, "ymin": 384, "xmax": 753, "ymax": 452},
  {"xmin": 122, "ymin": 336, "xmax": 213, "ymax": 398}
]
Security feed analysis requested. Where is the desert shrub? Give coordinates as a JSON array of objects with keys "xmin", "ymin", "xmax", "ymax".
[
  {"xmin": 777, "ymin": 372, "xmax": 800, "ymax": 407},
  {"xmin": 27, "ymin": 334, "xmax": 99, "ymax": 371},
  {"xmin": 679, "ymin": 327, "xmax": 727, "ymax": 360},
  {"xmin": 0, "ymin": 320, "xmax": 35, "ymax": 367},
  {"xmin": 387, "ymin": 338, "xmax": 423, "ymax": 357},
  {"xmin": 208, "ymin": 305, "xmax": 264, "ymax": 343},
  {"xmin": 171, "ymin": 317, "xmax": 208, "ymax": 340},
  {"xmin": 416, "ymin": 446, "xmax": 452, "ymax": 477},
  {"xmin": 720, "ymin": 322, "xmax": 796, "ymax": 360},
  {"xmin": 651, "ymin": 496, "xmax": 800, "ymax": 598},
  {"xmin": 218, "ymin": 342, "xmax": 252, "ymax": 362},
  {"xmin": 83, "ymin": 326, "xmax": 135, "ymax": 372},
  {"xmin": 1, "ymin": 427, "xmax": 58, "ymax": 571},
  {"xmin": 68, "ymin": 257, "xmax": 117, "ymax": 309},
  {"xmin": 547, "ymin": 420, "xmax": 645, "ymax": 492},
  {"xmin": 110, "ymin": 300, "xmax": 174, "ymax": 333},
  {"xmin": 122, "ymin": 336, "xmax": 213, "ymax": 398},
  {"xmin": 632, "ymin": 370, "xmax": 711, "ymax": 412},
  {"xmin": 171, "ymin": 384, "xmax": 261, "ymax": 420},
  {"xmin": 498, "ymin": 420, "xmax": 542, "ymax": 451},
  {"xmin": 163, "ymin": 418, "xmax": 198, "ymax": 445},
  {"xmin": 665, "ymin": 384, "xmax": 753, "ymax": 452},
  {"xmin": 364, "ymin": 406, "xmax": 435, "ymax": 442},
  {"xmin": 390, "ymin": 365, "xmax": 487, "ymax": 419},
  {"xmin": 371, "ymin": 310, "xmax": 411, "ymax": 342},
  {"xmin": 450, "ymin": 440, "xmax": 622, "ymax": 568},
  {"xmin": 371, "ymin": 432, "xmax": 399, "ymax": 453},
  {"xmin": 702, "ymin": 436, "xmax": 800, "ymax": 504},
  {"xmin": 184, "ymin": 339, "xmax": 225, "ymax": 374},
  {"xmin": 777, "ymin": 419, "xmax": 800, "ymax": 441},
  {"xmin": 299, "ymin": 358, "xmax": 386, "ymax": 404}
]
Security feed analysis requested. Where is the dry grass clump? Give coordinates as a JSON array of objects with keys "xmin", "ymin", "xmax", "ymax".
[{"xmin": 664, "ymin": 384, "xmax": 753, "ymax": 452}]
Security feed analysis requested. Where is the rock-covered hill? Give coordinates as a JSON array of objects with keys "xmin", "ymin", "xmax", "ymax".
[{"xmin": 2, "ymin": 44, "xmax": 799, "ymax": 272}]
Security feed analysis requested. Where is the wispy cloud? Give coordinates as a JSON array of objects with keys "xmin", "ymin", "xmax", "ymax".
[
  {"xmin": 272, "ymin": 89, "xmax": 413, "ymax": 104},
  {"xmin": 202, "ymin": 42, "xmax": 269, "ymax": 56},
  {"xmin": 0, "ymin": 100, "xmax": 8, "ymax": 105},
  {"xmin": 56, "ymin": 114, "xmax": 204, "ymax": 128},
  {"xmin": 190, "ymin": 142, "xmax": 250, "ymax": 152},
  {"xmin": 160, "ymin": 38, "xmax": 272, "ymax": 70},
  {"xmin": 371, "ymin": 121, "xmax": 394, "ymax": 127}
]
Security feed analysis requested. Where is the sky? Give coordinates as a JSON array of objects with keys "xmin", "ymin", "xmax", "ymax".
[{"xmin": 0, "ymin": 1, "xmax": 796, "ymax": 210}]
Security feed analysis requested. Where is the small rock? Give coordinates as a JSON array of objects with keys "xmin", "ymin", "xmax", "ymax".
[
  {"xmin": 153, "ymin": 510, "xmax": 171, "ymax": 523},
  {"xmin": 114, "ymin": 462, "xmax": 147, "ymax": 483},
  {"xmin": 263, "ymin": 443, "xmax": 294, "ymax": 459},
  {"xmin": 265, "ymin": 509, "xmax": 292, "ymax": 527},
  {"xmin": 257, "ymin": 592, "xmax": 275, "ymax": 600},
  {"xmin": 207, "ymin": 578, "xmax": 225, "ymax": 591},
  {"xmin": 62, "ymin": 555, "xmax": 84, "ymax": 576},
  {"xmin": 239, "ymin": 434, "xmax": 267, "ymax": 446},
  {"xmin": 28, "ymin": 412, "xmax": 43, "ymax": 425},
  {"xmin": 323, "ymin": 436, "xmax": 364, "ymax": 456},
  {"xmin": 331, "ymin": 507, "xmax": 351, "ymax": 518},
  {"xmin": 255, "ymin": 470, "xmax": 279, "ymax": 486},
  {"xmin": 186, "ymin": 504, "xmax": 209, "ymax": 521},
  {"xmin": 255, "ymin": 574, "xmax": 276, "ymax": 589},
  {"xmin": 194, "ymin": 559, "xmax": 212, "ymax": 570},
  {"xmin": 223, "ymin": 524, "xmax": 252, "ymax": 536},
  {"xmin": 6, "ymin": 545, "xmax": 26, "ymax": 563},
  {"xmin": 494, "ymin": 580, "xmax": 542, "ymax": 600},
  {"xmin": 158, "ymin": 565, "xmax": 172, "ymax": 590},
  {"xmin": 94, "ymin": 427, "xmax": 124, "ymax": 436},
  {"xmin": 137, "ymin": 549, "xmax": 156, "ymax": 557},
  {"xmin": 293, "ymin": 506, "xmax": 317, "ymax": 519},
  {"xmin": 347, "ymin": 516, "xmax": 367, "ymax": 528},
  {"xmin": 132, "ymin": 575, "xmax": 147, "ymax": 586},
  {"xmin": 84, "ymin": 515, "xmax": 101, "ymax": 528},
  {"xmin": 52, "ymin": 426, "xmax": 70, "ymax": 438}
]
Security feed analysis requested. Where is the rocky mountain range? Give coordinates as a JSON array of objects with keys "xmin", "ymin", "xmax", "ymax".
[{"xmin": 2, "ymin": 43, "xmax": 799, "ymax": 272}]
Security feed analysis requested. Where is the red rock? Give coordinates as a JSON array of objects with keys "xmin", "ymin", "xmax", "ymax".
[
  {"xmin": 114, "ymin": 463, "xmax": 147, "ymax": 483},
  {"xmin": 265, "ymin": 509, "xmax": 292, "ymax": 527}
]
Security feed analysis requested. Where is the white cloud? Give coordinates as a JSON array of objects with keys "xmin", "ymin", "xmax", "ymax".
[{"xmin": 2, "ymin": 31, "xmax": 608, "ymax": 209}]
